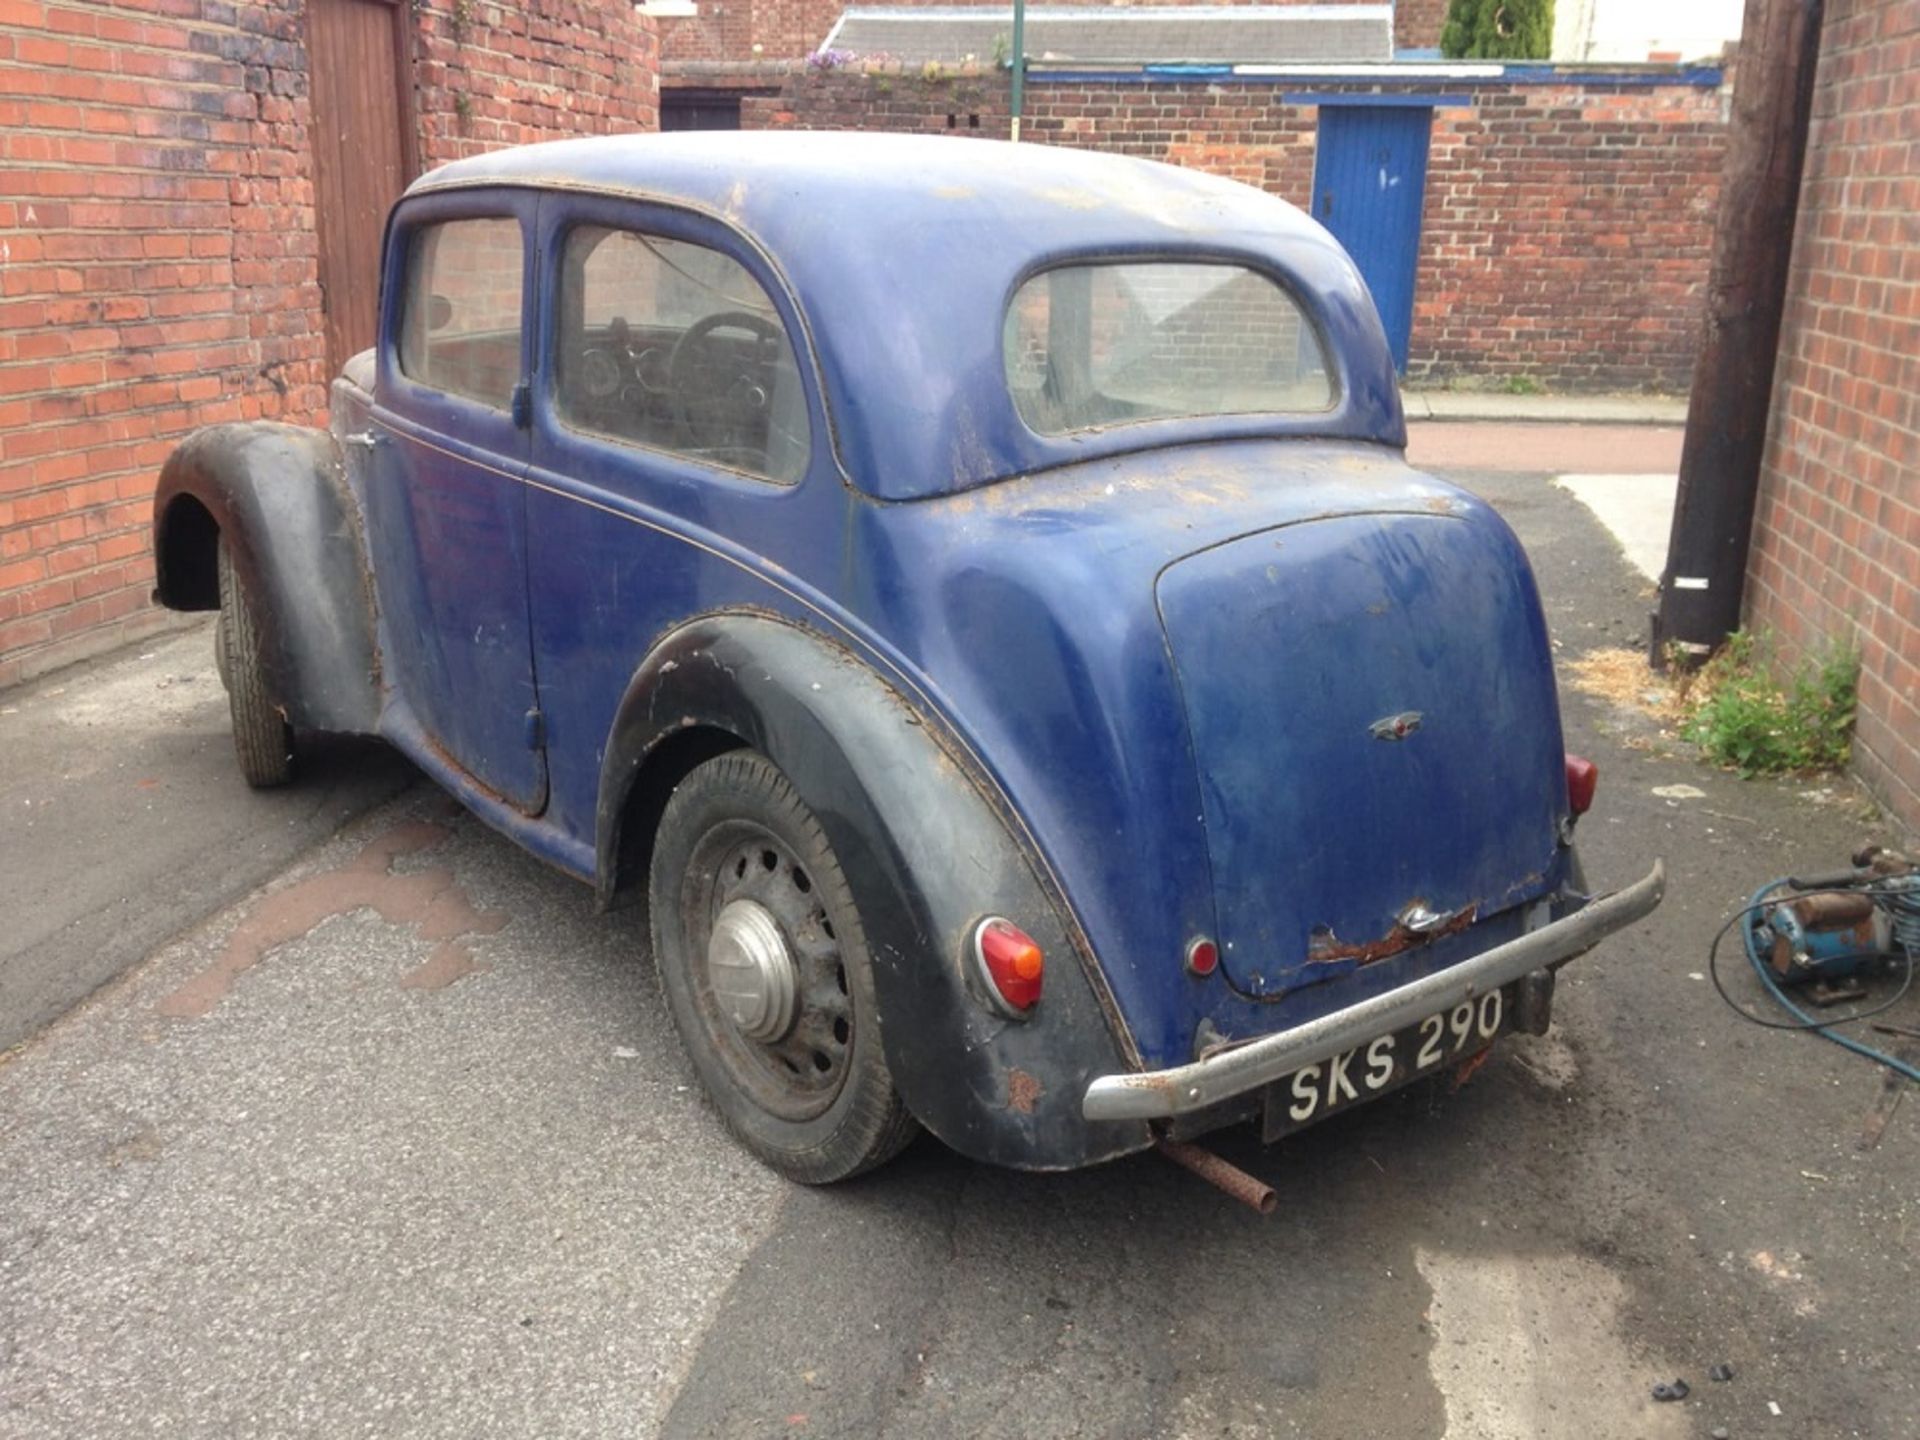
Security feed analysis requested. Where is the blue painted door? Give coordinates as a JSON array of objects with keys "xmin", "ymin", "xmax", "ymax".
[{"xmin": 1310, "ymin": 105, "xmax": 1434, "ymax": 372}]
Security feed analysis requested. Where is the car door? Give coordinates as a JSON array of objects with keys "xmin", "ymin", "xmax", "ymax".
[
  {"xmin": 521, "ymin": 194, "xmax": 820, "ymax": 843},
  {"xmin": 365, "ymin": 189, "xmax": 548, "ymax": 812}
]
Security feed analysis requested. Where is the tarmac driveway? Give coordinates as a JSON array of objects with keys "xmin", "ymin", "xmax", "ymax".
[{"xmin": 2, "ymin": 434, "xmax": 1914, "ymax": 1438}]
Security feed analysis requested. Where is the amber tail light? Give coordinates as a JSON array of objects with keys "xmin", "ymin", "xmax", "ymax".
[{"xmin": 973, "ymin": 918, "xmax": 1044, "ymax": 1016}]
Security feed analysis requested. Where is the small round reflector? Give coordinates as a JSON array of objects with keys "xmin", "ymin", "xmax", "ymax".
[
  {"xmin": 1185, "ymin": 937, "xmax": 1219, "ymax": 977},
  {"xmin": 974, "ymin": 918, "xmax": 1044, "ymax": 1016},
  {"xmin": 1566, "ymin": 754, "xmax": 1599, "ymax": 816}
]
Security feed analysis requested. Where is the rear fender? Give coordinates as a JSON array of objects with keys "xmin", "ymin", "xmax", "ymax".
[
  {"xmin": 597, "ymin": 612, "xmax": 1150, "ymax": 1171},
  {"xmin": 152, "ymin": 422, "xmax": 380, "ymax": 735}
]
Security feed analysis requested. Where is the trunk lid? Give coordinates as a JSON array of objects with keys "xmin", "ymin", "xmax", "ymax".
[{"xmin": 1156, "ymin": 508, "xmax": 1565, "ymax": 997}]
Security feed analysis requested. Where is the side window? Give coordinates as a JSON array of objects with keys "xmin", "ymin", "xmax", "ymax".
[
  {"xmin": 398, "ymin": 217, "xmax": 524, "ymax": 409},
  {"xmin": 555, "ymin": 226, "xmax": 810, "ymax": 483}
]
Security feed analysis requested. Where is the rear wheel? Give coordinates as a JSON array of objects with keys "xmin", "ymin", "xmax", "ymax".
[
  {"xmin": 216, "ymin": 538, "xmax": 294, "ymax": 789},
  {"xmin": 649, "ymin": 751, "xmax": 916, "ymax": 1182}
]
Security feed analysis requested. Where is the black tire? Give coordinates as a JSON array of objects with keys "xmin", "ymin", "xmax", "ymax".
[
  {"xmin": 216, "ymin": 537, "xmax": 294, "ymax": 789},
  {"xmin": 649, "ymin": 751, "xmax": 917, "ymax": 1182}
]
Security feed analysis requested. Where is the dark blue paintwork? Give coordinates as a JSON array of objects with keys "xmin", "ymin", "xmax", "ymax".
[
  {"xmin": 1157, "ymin": 509, "xmax": 1564, "ymax": 994},
  {"xmin": 361, "ymin": 187, "xmax": 547, "ymax": 812},
  {"xmin": 321, "ymin": 132, "xmax": 1574, "ymax": 1079}
]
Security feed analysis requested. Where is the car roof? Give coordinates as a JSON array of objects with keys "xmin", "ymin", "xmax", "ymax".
[{"xmin": 408, "ymin": 133, "xmax": 1405, "ymax": 497}]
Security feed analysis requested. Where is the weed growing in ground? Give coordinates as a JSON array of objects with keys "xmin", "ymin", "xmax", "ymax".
[{"xmin": 1681, "ymin": 631, "xmax": 1858, "ymax": 776}]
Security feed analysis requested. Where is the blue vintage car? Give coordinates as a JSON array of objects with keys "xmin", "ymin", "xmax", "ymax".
[{"xmin": 152, "ymin": 133, "xmax": 1663, "ymax": 1187}]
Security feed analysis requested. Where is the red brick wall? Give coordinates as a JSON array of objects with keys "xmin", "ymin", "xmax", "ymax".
[
  {"xmin": 1745, "ymin": 0, "xmax": 1920, "ymax": 830},
  {"xmin": 660, "ymin": 0, "xmax": 756, "ymax": 64},
  {"xmin": 1417, "ymin": 86, "xmax": 1726, "ymax": 388},
  {"xmin": 0, "ymin": 0, "xmax": 656, "ymax": 689},
  {"xmin": 416, "ymin": 0, "xmax": 657, "ymax": 164},
  {"xmin": 1396, "ymin": 0, "xmax": 1448, "ymax": 49},
  {"xmin": 745, "ymin": 67, "xmax": 1726, "ymax": 390}
]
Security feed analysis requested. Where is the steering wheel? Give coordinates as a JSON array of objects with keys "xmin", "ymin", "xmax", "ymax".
[{"xmin": 667, "ymin": 310, "xmax": 783, "ymax": 453}]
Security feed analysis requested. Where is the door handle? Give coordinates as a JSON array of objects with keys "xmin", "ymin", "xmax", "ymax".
[{"xmin": 343, "ymin": 430, "xmax": 380, "ymax": 451}]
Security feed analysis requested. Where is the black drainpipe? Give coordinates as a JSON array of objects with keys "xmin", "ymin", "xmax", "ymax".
[{"xmin": 1652, "ymin": 0, "xmax": 1825, "ymax": 665}]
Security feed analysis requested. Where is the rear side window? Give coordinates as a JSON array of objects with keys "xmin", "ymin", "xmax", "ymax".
[
  {"xmin": 554, "ymin": 226, "xmax": 811, "ymax": 483},
  {"xmin": 398, "ymin": 217, "xmax": 524, "ymax": 409},
  {"xmin": 1004, "ymin": 262, "xmax": 1333, "ymax": 436}
]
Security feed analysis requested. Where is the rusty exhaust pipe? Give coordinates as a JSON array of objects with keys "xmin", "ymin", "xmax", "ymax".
[{"xmin": 1155, "ymin": 1137, "xmax": 1278, "ymax": 1215}]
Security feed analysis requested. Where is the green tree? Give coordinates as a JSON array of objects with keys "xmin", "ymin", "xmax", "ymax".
[{"xmin": 1440, "ymin": 0, "xmax": 1555, "ymax": 60}]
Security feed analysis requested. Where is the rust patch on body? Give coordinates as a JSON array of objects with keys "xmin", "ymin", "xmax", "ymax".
[
  {"xmin": 1306, "ymin": 904, "xmax": 1477, "ymax": 968},
  {"xmin": 1452, "ymin": 1046, "xmax": 1494, "ymax": 1089},
  {"xmin": 157, "ymin": 819, "xmax": 509, "ymax": 1019},
  {"xmin": 1005, "ymin": 1067, "xmax": 1045, "ymax": 1114}
]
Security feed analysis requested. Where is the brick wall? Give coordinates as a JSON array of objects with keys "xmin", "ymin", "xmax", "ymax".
[
  {"xmin": 659, "ymin": 0, "xmax": 755, "ymax": 63},
  {"xmin": 1395, "ymin": 0, "xmax": 1447, "ymax": 49},
  {"xmin": 745, "ymin": 66, "xmax": 1726, "ymax": 390},
  {"xmin": 1745, "ymin": 0, "xmax": 1920, "ymax": 830},
  {"xmin": 416, "ymin": 0, "xmax": 657, "ymax": 165},
  {"xmin": 0, "ymin": 0, "xmax": 656, "ymax": 690},
  {"xmin": 1417, "ymin": 86, "xmax": 1725, "ymax": 388}
]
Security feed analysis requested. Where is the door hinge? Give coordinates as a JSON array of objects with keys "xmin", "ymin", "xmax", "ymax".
[
  {"xmin": 510, "ymin": 381, "xmax": 532, "ymax": 429},
  {"xmin": 523, "ymin": 707, "xmax": 545, "ymax": 750}
]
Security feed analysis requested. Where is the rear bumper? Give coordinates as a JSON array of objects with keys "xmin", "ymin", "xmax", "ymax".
[{"xmin": 1081, "ymin": 859, "xmax": 1665, "ymax": 1122}]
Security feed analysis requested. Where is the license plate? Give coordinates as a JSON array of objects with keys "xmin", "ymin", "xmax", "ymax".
[{"xmin": 1262, "ymin": 984, "xmax": 1516, "ymax": 1141}]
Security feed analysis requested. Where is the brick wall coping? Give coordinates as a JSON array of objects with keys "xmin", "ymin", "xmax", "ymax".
[
  {"xmin": 1034, "ymin": 60, "xmax": 1726, "ymax": 86},
  {"xmin": 666, "ymin": 55, "xmax": 1724, "ymax": 87},
  {"xmin": 665, "ymin": 58, "xmax": 828, "ymax": 78}
]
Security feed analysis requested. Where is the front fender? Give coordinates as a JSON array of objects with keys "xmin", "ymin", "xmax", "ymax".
[
  {"xmin": 152, "ymin": 422, "xmax": 380, "ymax": 735},
  {"xmin": 598, "ymin": 612, "xmax": 1151, "ymax": 1171}
]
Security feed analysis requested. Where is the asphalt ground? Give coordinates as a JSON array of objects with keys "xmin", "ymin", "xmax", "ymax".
[
  {"xmin": 3, "ymin": 422, "xmax": 1914, "ymax": 1438},
  {"xmin": 0, "ymin": 623, "xmax": 414, "ymax": 1053}
]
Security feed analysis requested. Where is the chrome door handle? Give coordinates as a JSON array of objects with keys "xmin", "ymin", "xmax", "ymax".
[{"xmin": 343, "ymin": 431, "xmax": 380, "ymax": 451}]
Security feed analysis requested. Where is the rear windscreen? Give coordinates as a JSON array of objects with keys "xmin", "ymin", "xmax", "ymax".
[{"xmin": 1003, "ymin": 262, "xmax": 1333, "ymax": 436}]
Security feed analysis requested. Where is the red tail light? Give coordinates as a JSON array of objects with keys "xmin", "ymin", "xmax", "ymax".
[
  {"xmin": 974, "ymin": 918, "xmax": 1044, "ymax": 1015},
  {"xmin": 1566, "ymin": 754, "xmax": 1598, "ymax": 816},
  {"xmin": 1185, "ymin": 937, "xmax": 1220, "ymax": 977}
]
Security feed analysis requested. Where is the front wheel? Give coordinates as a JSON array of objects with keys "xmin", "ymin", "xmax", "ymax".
[
  {"xmin": 649, "ymin": 751, "xmax": 916, "ymax": 1182},
  {"xmin": 215, "ymin": 538, "xmax": 294, "ymax": 788}
]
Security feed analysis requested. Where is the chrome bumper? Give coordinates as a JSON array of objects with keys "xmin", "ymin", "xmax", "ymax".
[{"xmin": 1082, "ymin": 860, "xmax": 1666, "ymax": 1122}]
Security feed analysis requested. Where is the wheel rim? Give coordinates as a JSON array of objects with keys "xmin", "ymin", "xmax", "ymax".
[
  {"xmin": 681, "ymin": 821, "xmax": 855, "ymax": 1122},
  {"xmin": 707, "ymin": 899, "xmax": 798, "ymax": 1043}
]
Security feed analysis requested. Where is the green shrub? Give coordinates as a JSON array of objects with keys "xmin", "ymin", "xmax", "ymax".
[
  {"xmin": 1683, "ymin": 631, "xmax": 1858, "ymax": 776},
  {"xmin": 1440, "ymin": 0, "xmax": 1555, "ymax": 60}
]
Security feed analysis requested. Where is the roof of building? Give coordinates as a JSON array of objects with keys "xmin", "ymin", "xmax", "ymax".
[
  {"xmin": 821, "ymin": 4, "xmax": 1394, "ymax": 66},
  {"xmin": 407, "ymin": 132, "xmax": 1400, "ymax": 497}
]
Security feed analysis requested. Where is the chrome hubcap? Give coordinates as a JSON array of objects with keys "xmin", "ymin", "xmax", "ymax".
[{"xmin": 707, "ymin": 898, "xmax": 799, "ymax": 1043}]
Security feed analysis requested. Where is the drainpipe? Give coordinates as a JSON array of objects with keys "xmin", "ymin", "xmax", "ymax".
[
  {"xmin": 1651, "ymin": 0, "xmax": 1824, "ymax": 665},
  {"xmin": 1009, "ymin": 0, "xmax": 1027, "ymax": 142}
]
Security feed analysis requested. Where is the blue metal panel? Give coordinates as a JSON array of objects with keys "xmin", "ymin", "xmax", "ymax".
[
  {"xmin": 1310, "ymin": 105, "xmax": 1434, "ymax": 372},
  {"xmin": 367, "ymin": 187, "xmax": 548, "ymax": 813},
  {"xmin": 1154, "ymin": 510, "xmax": 1566, "ymax": 997},
  {"xmin": 521, "ymin": 192, "xmax": 844, "ymax": 848}
]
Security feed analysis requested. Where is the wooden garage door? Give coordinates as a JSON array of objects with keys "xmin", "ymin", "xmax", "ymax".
[{"xmin": 307, "ymin": 0, "xmax": 416, "ymax": 375}]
